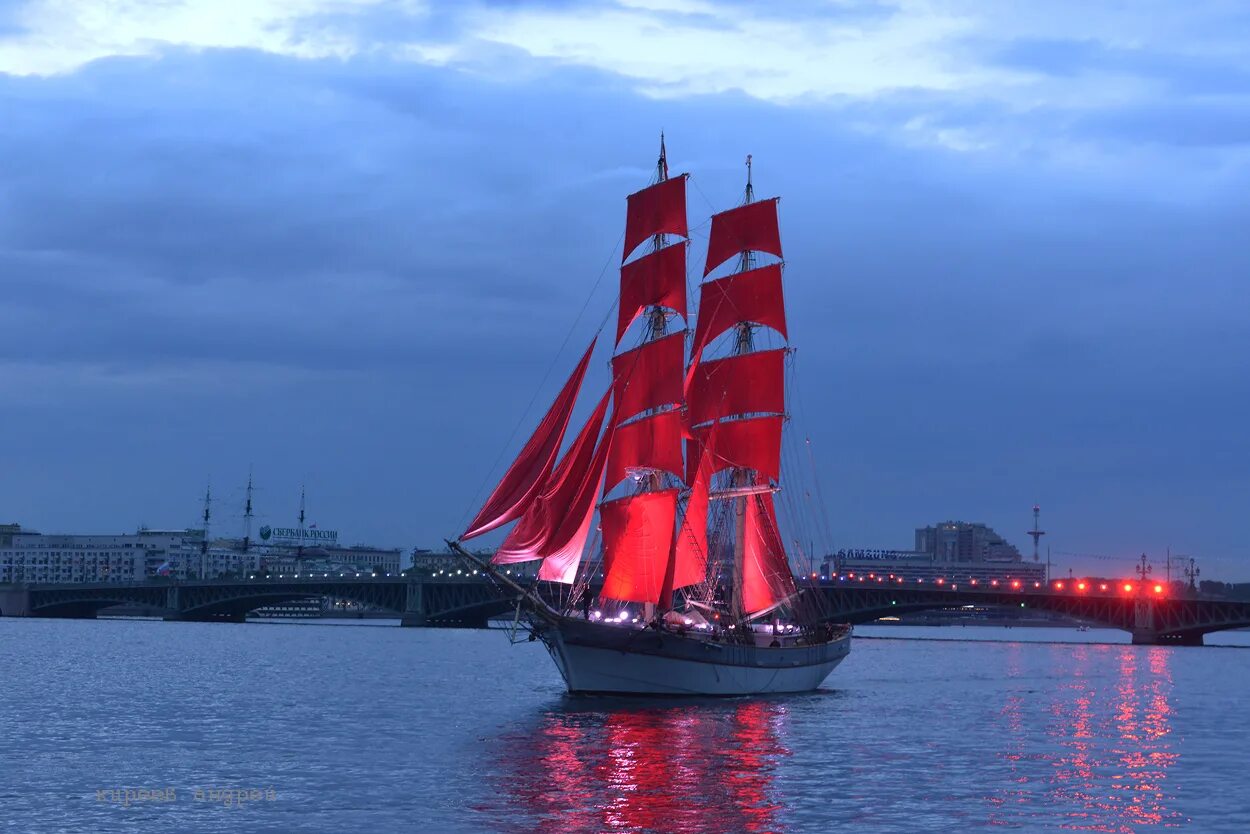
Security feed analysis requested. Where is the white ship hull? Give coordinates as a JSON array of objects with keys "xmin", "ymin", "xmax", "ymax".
[{"xmin": 538, "ymin": 617, "xmax": 851, "ymax": 696}]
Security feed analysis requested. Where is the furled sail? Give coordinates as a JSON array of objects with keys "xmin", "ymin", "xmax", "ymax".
[
  {"xmin": 600, "ymin": 489, "xmax": 680, "ymax": 604},
  {"xmin": 611, "ymin": 331, "xmax": 685, "ymax": 423},
  {"xmin": 703, "ymin": 198, "xmax": 782, "ymax": 276},
  {"xmin": 686, "ymin": 349, "xmax": 785, "ymax": 428},
  {"xmin": 492, "ymin": 388, "xmax": 612, "ymax": 565},
  {"xmin": 741, "ymin": 492, "xmax": 798, "ymax": 616},
  {"xmin": 688, "ymin": 264, "xmax": 786, "ymax": 367},
  {"xmin": 623, "ymin": 175, "xmax": 689, "ymax": 263},
  {"xmin": 604, "ymin": 410, "xmax": 684, "ymax": 492},
  {"xmin": 617, "ymin": 243, "xmax": 687, "ymax": 344},
  {"xmin": 462, "ymin": 338, "xmax": 597, "ymax": 540}
]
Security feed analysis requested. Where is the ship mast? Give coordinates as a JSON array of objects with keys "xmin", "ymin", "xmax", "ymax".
[
  {"xmin": 297, "ymin": 485, "xmax": 307, "ymax": 558},
  {"xmin": 730, "ymin": 155, "xmax": 756, "ymax": 621}
]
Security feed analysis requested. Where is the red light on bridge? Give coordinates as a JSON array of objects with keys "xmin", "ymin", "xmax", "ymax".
[
  {"xmin": 1055, "ymin": 581, "xmax": 1064, "ymax": 590},
  {"xmin": 1153, "ymin": 584, "xmax": 1164, "ymax": 595},
  {"xmin": 936, "ymin": 578, "xmax": 945, "ymax": 585},
  {"xmin": 1099, "ymin": 583, "xmax": 1108, "ymax": 592},
  {"xmin": 990, "ymin": 579, "xmax": 999, "ymax": 587},
  {"xmin": 970, "ymin": 579, "xmax": 978, "ymax": 586},
  {"xmin": 1123, "ymin": 583, "xmax": 1134, "ymax": 593},
  {"xmin": 1077, "ymin": 582, "xmax": 1087, "ymax": 591},
  {"xmin": 1033, "ymin": 582, "xmax": 1041, "ymax": 588},
  {"xmin": 1011, "ymin": 580, "xmax": 1022, "ymax": 589}
]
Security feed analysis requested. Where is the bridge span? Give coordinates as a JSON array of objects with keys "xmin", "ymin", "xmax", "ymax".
[{"xmin": 2, "ymin": 576, "xmax": 1249, "ymax": 645}]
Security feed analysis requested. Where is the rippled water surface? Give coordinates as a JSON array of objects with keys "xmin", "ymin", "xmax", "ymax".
[{"xmin": 3, "ymin": 618, "xmax": 1249, "ymax": 833}]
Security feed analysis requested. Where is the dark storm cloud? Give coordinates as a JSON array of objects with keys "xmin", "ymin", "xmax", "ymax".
[{"xmin": 0, "ymin": 14, "xmax": 1247, "ymax": 575}]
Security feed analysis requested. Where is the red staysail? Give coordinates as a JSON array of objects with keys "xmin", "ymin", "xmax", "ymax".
[
  {"xmin": 617, "ymin": 243, "xmax": 688, "ymax": 344},
  {"xmin": 665, "ymin": 423, "xmax": 718, "ymax": 601},
  {"xmin": 686, "ymin": 349, "xmax": 785, "ymax": 428},
  {"xmin": 462, "ymin": 338, "xmax": 596, "ymax": 540},
  {"xmin": 741, "ymin": 492, "xmax": 797, "ymax": 615},
  {"xmin": 537, "ymin": 415, "xmax": 615, "ymax": 583},
  {"xmin": 687, "ymin": 415, "xmax": 783, "ymax": 484},
  {"xmin": 689, "ymin": 264, "xmax": 786, "ymax": 365},
  {"xmin": 623, "ymin": 175, "xmax": 688, "ymax": 263},
  {"xmin": 493, "ymin": 388, "xmax": 612, "ymax": 565},
  {"xmin": 703, "ymin": 198, "xmax": 782, "ymax": 276},
  {"xmin": 604, "ymin": 410, "xmax": 684, "ymax": 491},
  {"xmin": 612, "ymin": 331, "xmax": 685, "ymax": 423},
  {"xmin": 600, "ymin": 489, "xmax": 679, "ymax": 604}
]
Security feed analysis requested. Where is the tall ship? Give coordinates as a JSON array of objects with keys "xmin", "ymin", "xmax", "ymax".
[{"xmin": 451, "ymin": 138, "xmax": 851, "ymax": 695}]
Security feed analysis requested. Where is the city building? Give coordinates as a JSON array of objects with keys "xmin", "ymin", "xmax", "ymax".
[
  {"xmin": 823, "ymin": 519, "xmax": 1047, "ymax": 585},
  {"xmin": 0, "ymin": 525, "xmax": 219, "ymax": 584}
]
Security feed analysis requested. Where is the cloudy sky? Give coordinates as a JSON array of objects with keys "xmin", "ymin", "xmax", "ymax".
[{"xmin": 1, "ymin": 0, "xmax": 1247, "ymax": 579}]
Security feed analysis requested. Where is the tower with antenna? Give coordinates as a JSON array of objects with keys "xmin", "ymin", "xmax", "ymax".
[
  {"xmin": 242, "ymin": 469, "xmax": 255, "ymax": 553},
  {"xmin": 1027, "ymin": 504, "xmax": 1046, "ymax": 562},
  {"xmin": 200, "ymin": 483, "xmax": 212, "ymax": 579},
  {"xmin": 297, "ymin": 486, "xmax": 307, "ymax": 557}
]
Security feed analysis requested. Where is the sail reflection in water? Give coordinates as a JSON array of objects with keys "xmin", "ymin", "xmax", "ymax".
[
  {"xmin": 495, "ymin": 701, "xmax": 790, "ymax": 834},
  {"xmin": 991, "ymin": 644, "xmax": 1181, "ymax": 831}
]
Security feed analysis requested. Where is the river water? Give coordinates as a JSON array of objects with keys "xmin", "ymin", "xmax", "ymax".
[{"xmin": 2, "ymin": 618, "xmax": 1248, "ymax": 834}]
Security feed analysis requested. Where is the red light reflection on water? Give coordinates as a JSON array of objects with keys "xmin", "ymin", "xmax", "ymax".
[
  {"xmin": 990, "ymin": 644, "xmax": 1181, "ymax": 832},
  {"xmin": 497, "ymin": 701, "xmax": 790, "ymax": 834}
]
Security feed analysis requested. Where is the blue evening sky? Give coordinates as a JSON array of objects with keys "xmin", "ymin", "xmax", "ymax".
[{"xmin": 0, "ymin": 0, "xmax": 1246, "ymax": 579}]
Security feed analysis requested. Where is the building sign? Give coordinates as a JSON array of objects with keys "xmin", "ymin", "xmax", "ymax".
[{"xmin": 258, "ymin": 526, "xmax": 338, "ymax": 546}]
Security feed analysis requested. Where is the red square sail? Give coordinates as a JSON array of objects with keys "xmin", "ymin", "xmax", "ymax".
[
  {"xmin": 605, "ymin": 410, "xmax": 684, "ymax": 491},
  {"xmin": 617, "ymin": 243, "xmax": 687, "ymax": 345},
  {"xmin": 689, "ymin": 265, "xmax": 786, "ymax": 364},
  {"xmin": 686, "ymin": 415, "xmax": 783, "ymax": 485},
  {"xmin": 612, "ymin": 331, "xmax": 685, "ymax": 424},
  {"xmin": 600, "ymin": 489, "xmax": 680, "ymax": 604},
  {"xmin": 623, "ymin": 175, "xmax": 688, "ymax": 263},
  {"xmin": 686, "ymin": 349, "xmax": 785, "ymax": 428},
  {"xmin": 703, "ymin": 198, "xmax": 782, "ymax": 275}
]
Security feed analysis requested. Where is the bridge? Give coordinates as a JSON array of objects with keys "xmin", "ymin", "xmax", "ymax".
[
  {"xmin": 2, "ymin": 575, "xmax": 1249, "ymax": 645},
  {"xmin": 815, "ymin": 580, "xmax": 1250, "ymax": 646},
  {"xmin": 0, "ymin": 575, "xmax": 516, "ymax": 628}
]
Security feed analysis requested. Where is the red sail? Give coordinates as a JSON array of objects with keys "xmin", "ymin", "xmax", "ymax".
[
  {"xmin": 462, "ymin": 338, "xmax": 597, "ymax": 540},
  {"xmin": 741, "ymin": 493, "xmax": 797, "ymax": 615},
  {"xmin": 623, "ymin": 175, "xmax": 688, "ymax": 263},
  {"xmin": 689, "ymin": 264, "xmax": 786, "ymax": 364},
  {"xmin": 612, "ymin": 331, "xmax": 685, "ymax": 423},
  {"xmin": 493, "ymin": 388, "xmax": 612, "ymax": 565},
  {"xmin": 703, "ymin": 198, "xmax": 782, "ymax": 275},
  {"xmin": 686, "ymin": 415, "xmax": 783, "ymax": 484},
  {"xmin": 604, "ymin": 410, "xmax": 684, "ymax": 491},
  {"xmin": 686, "ymin": 349, "xmax": 785, "ymax": 428},
  {"xmin": 538, "ymin": 414, "xmax": 615, "ymax": 584},
  {"xmin": 666, "ymin": 423, "xmax": 718, "ymax": 600},
  {"xmin": 617, "ymin": 243, "xmax": 687, "ymax": 345},
  {"xmin": 600, "ymin": 489, "xmax": 679, "ymax": 604}
]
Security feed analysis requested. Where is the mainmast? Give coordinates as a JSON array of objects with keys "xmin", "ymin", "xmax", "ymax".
[{"xmin": 687, "ymin": 152, "xmax": 793, "ymax": 623}]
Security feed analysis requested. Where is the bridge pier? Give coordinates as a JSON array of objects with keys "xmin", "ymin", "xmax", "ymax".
[
  {"xmin": 401, "ymin": 581, "xmax": 427, "ymax": 627},
  {"xmin": 0, "ymin": 587, "xmax": 32, "ymax": 617},
  {"xmin": 1134, "ymin": 631, "xmax": 1204, "ymax": 646}
]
